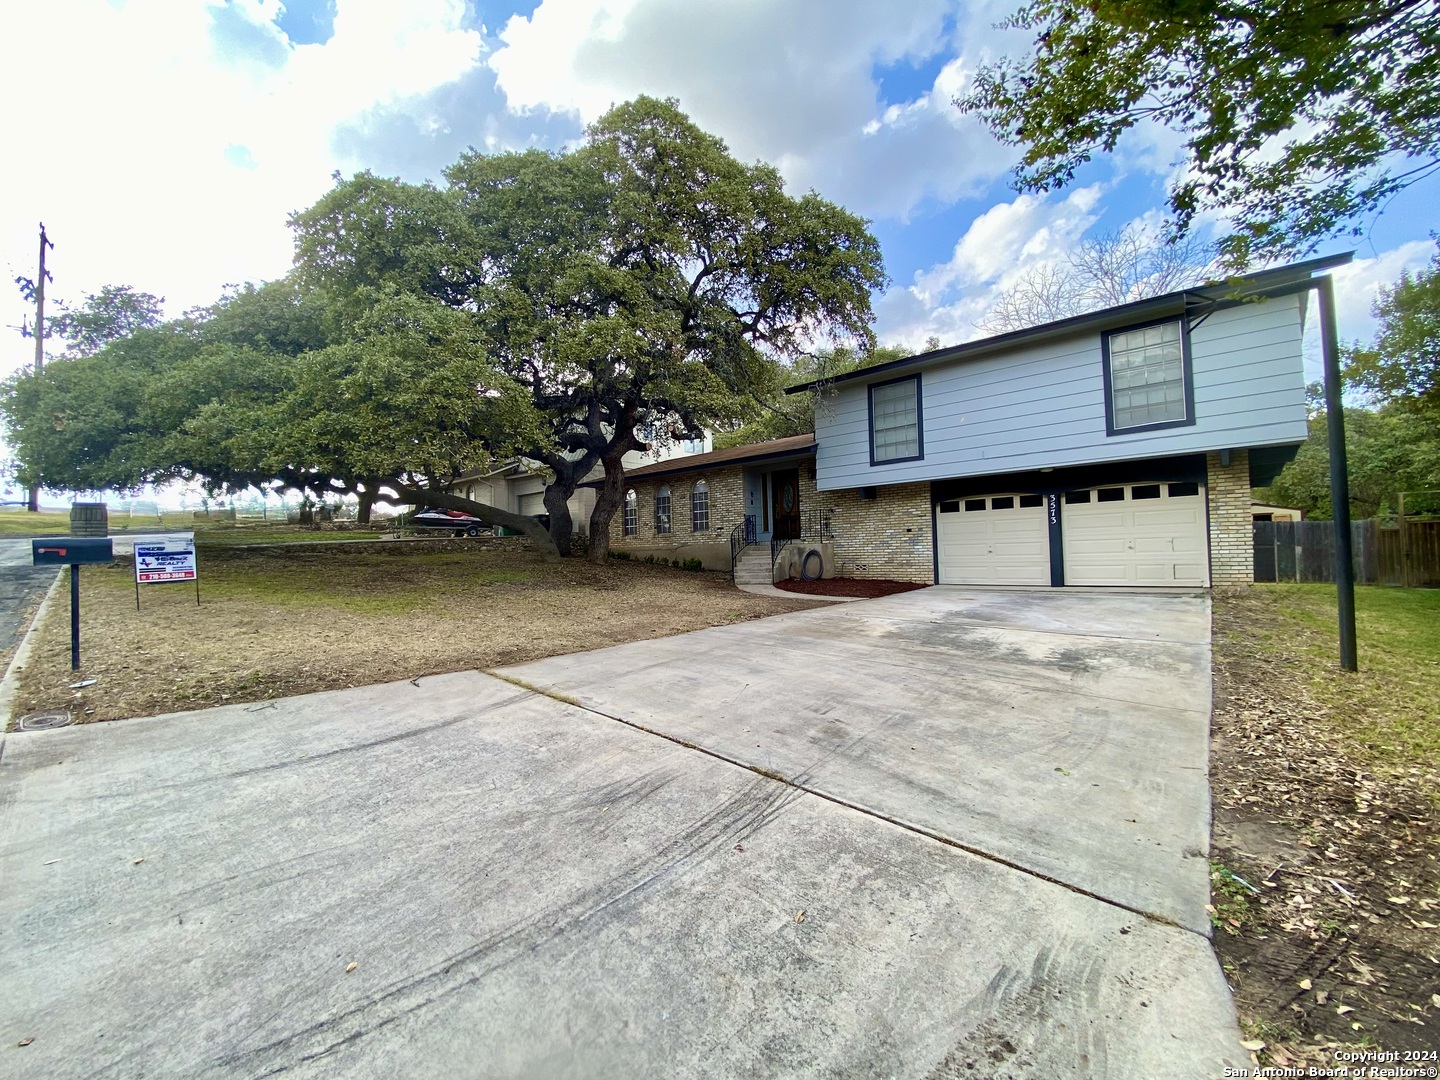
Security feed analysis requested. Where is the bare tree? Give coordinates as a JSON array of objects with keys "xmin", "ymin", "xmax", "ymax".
[{"xmin": 978, "ymin": 224, "xmax": 1220, "ymax": 334}]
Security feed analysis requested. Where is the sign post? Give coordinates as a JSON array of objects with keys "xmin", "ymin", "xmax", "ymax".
[
  {"xmin": 32, "ymin": 537, "xmax": 114, "ymax": 670},
  {"xmin": 132, "ymin": 533, "xmax": 199, "ymax": 608}
]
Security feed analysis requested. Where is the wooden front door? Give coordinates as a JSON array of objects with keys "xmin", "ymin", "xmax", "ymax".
[{"xmin": 771, "ymin": 468, "xmax": 801, "ymax": 540}]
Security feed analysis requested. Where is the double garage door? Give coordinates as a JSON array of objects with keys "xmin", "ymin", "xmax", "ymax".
[{"xmin": 936, "ymin": 481, "xmax": 1208, "ymax": 587}]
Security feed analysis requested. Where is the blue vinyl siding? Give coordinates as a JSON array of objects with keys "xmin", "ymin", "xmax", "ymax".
[{"xmin": 817, "ymin": 294, "xmax": 1308, "ymax": 491}]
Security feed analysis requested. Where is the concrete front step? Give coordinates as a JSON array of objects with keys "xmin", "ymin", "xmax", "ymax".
[{"xmin": 733, "ymin": 548, "xmax": 775, "ymax": 585}]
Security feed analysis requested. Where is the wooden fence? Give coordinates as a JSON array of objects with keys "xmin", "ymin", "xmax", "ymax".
[{"xmin": 1254, "ymin": 518, "xmax": 1440, "ymax": 586}]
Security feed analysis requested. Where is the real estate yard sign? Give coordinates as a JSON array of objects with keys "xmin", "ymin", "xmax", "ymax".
[{"xmin": 133, "ymin": 533, "xmax": 199, "ymax": 607}]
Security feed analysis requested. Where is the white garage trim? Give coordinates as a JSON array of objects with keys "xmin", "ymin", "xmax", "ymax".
[
  {"xmin": 1062, "ymin": 482, "xmax": 1208, "ymax": 586},
  {"xmin": 937, "ymin": 493, "xmax": 1050, "ymax": 585}
]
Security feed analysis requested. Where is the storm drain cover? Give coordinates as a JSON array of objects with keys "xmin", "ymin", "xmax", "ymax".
[{"xmin": 17, "ymin": 712, "xmax": 74, "ymax": 731}]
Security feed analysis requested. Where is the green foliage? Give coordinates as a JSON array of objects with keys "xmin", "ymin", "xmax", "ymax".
[
  {"xmin": 0, "ymin": 97, "xmax": 882, "ymax": 565},
  {"xmin": 958, "ymin": 0, "xmax": 1440, "ymax": 266},
  {"xmin": 714, "ymin": 345, "xmax": 905, "ymax": 449},
  {"xmin": 607, "ymin": 549, "xmax": 632, "ymax": 560},
  {"xmin": 1346, "ymin": 243, "xmax": 1440, "ymax": 415},
  {"xmin": 682, "ymin": 558, "xmax": 703, "ymax": 571},
  {"xmin": 49, "ymin": 284, "xmax": 164, "ymax": 357},
  {"xmin": 1258, "ymin": 406, "xmax": 1440, "ymax": 518}
]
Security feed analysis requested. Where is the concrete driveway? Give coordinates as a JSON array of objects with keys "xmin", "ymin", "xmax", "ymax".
[{"xmin": 0, "ymin": 588, "xmax": 1244, "ymax": 1078}]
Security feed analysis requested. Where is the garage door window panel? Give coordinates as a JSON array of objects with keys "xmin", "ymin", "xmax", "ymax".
[
  {"xmin": 1103, "ymin": 318, "xmax": 1196, "ymax": 435},
  {"xmin": 868, "ymin": 375, "xmax": 923, "ymax": 465}
]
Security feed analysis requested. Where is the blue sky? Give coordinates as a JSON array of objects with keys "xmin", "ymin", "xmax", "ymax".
[{"xmin": 1, "ymin": 0, "xmax": 1437, "ymax": 393}]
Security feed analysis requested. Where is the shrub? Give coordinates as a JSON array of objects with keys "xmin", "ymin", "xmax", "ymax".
[
  {"xmin": 683, "ymin": 558, "xmax": 703, "ymax": 572},
  {"xmin": 608, "ymin": 549, "xmax": 632, "ymax": 560}
]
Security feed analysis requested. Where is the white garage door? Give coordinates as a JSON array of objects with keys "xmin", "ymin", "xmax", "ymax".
[
  {"xmin": 937, "ymin": 494, "xmax": 1050, "ymax": 585},
  {"xmin": 518, "ymin": 492, "xmax": 546, "ymax": 516},
  {"xmin": 1062, "ymin": 482, "xmax": 1208, "ymax": 586}
]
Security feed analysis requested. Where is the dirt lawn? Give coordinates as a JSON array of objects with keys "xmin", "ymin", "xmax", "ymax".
[
  {"xmin": 1210, "ymin": 585, "xmax": 1440, "ymax": 1068},
  {"xmin": 9, "ymin": 542, "xmax": 820, "ymax": 724}
]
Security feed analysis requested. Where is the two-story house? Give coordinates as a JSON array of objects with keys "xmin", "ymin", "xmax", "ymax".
[{"xmin": 606, "ymin": 253, "xmax": 1349, "ymax": 588}]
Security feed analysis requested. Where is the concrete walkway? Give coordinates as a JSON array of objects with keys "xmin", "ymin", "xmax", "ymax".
[{"xmin": 0, "ymin": 589, "xmax": 1244, "ymax": 1078}]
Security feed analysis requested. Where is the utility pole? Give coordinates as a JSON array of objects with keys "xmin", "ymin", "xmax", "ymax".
[{"xmin": 27, "ymin": 223, "xmax": 54, "ymax": 513}]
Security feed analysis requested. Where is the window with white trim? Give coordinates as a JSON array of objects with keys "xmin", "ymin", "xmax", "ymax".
[
  {"xmin": 691, "ymin": 480, "xmax": 710, "ymax": 532},
  {"xmin": 623, "ymin": 489, "xmax": 637, "ymax": 536},
  {"xmin": 655, "ymin": 485, "xmax": 671, "ymax": 534},
  {"xmin": 1106, "ymin": 320, "xmax": 1189, "ymax": 431},
  {"xmin": 869, "ymin": 375, "xmax": 922, "ymax": 463}
]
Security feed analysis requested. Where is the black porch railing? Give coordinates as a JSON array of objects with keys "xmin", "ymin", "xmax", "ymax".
[
  {"xmin": 729, "ymin": 514, "xmax": 758, "ymax": 575},
  {"xmin": 771, "ymin": 507, "xmax": 834, "ymax": 566}
]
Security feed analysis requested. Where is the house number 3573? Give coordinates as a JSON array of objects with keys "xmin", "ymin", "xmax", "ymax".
[{"xmin": 1048, "ymin": 494, "xmax": 1058, "ymax": 525}]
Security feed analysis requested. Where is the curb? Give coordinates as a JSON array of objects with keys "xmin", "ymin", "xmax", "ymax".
[{"xmin": 0, "ymin": 569, "xmax": 63, "ymax": 731}]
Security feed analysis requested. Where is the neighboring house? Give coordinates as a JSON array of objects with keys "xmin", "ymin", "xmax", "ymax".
[
  {"xmin": 1252, "ymin": 503, "xmax": 1305, "ymax": 523},
  {"xmin": 443, "ymin": 433, "xmax": 712, "ymax": 536},
  {"xmin": 608, "ymin": 253, "xmax": 1350, "ymax": 588}
]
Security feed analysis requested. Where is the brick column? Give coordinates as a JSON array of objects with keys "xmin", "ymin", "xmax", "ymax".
[{"xmin": 1206, "ymin": 450, "xmax": 1253, "ymax": 587}]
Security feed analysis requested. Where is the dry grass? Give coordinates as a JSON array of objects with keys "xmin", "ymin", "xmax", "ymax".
[
  {"xmin": 1209, "ymin": 585, "xmax": 1440, "ymax": 1067},
  {"xmin": 10, "ymin": 543, "xmax": 820, "ymax": 724}
]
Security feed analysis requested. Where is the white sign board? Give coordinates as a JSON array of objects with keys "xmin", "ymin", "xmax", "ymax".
[{"xmin": 134, "ymin": 533, "xmax": 197, "ymax": 584}]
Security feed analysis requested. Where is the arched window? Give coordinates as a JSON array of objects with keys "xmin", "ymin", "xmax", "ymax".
[
  {"xmin": 623, "ymin": 489, "xmax": 638, "ymax": 536},
  {"xmin": 691, "ymin": 480, "xmax": 710, "ymax": 532},
  {"xmin": 654, "ymin": 485, "xmax": 672, "ymax": 534}
]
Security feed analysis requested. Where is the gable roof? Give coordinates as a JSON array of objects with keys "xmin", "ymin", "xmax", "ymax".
[
  {"xmin": 611, "ymin": 433, "xmax": 815, "ymax": 483},
  {"xmin": 787, "ymin": 251, "xmax": 1353, "ymax": 395}
]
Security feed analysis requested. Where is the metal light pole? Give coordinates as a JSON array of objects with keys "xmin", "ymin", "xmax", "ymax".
[{"xmin": 1317, "ymin": 275, "xmax": 1357, "ymax": 672}]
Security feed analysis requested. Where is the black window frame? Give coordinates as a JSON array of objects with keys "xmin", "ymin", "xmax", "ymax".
[
  {"xmin": 867, "ymin": 373, "xmax": 925, "ymax": 466},
  {"xmin": 1101, "ymin": 316, "xmax": 1196, "ymax": 437}
]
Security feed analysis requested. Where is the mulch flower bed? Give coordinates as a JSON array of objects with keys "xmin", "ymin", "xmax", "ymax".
[{"xmin": 773, "ymin": 578, "xmax": 929, "ymax": 598}]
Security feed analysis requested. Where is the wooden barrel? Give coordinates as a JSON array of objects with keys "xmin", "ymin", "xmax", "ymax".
[{"xmin": 70, "ymin": 502, "xmax": 109, "ymax": 537}]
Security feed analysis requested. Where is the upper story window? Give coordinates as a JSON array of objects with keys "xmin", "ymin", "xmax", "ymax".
[
  {"xmin": 1104, "ymin": 319, "xmax": 1195, "ymax": 434},
  {"xmin": 869, "ymin": 374, "xmax": 923, "ymax": 465},
  {"xmin": 691, "ymin": 480, "xmax": 710, "ymax": 532},
  {"xmin": 623, "ymin": 489, "xmax": 637, "ymax": 536},
  {"xmin": 655, "ymin": 485, "xmax": 672, "ymax": 534}
]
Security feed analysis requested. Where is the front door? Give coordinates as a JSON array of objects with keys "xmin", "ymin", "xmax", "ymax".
[{"xmin": 771, "ymin": 468, "xmax": 801, "ymax": 540}]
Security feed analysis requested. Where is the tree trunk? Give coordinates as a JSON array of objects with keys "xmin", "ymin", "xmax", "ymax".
[
  {"xmin": 356, "ymin": 484, "xmax": 376, "ymax": 525},
  {"xmin": 543, "ymin": 482, "xmax": 575, "ymax": 554},
  {"xmin": 586, "ymin": 449, "xmax": 626, "ymax": 564},
  {"xmin": 386, "ymin": 483, "xmax": 561, "ymax": 560}
]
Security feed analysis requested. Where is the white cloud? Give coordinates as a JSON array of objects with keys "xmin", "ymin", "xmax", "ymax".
[
  {"xmin": 0, "ymin": 0, "xmax": 484, "ymax": 379},
  {"xmin": 488, "ymin": 0, "xmax": 1023, "ymax": 220},
  {"xmin": 876, "ymin": 186, "xmax": 1106, "ymax": 348}
]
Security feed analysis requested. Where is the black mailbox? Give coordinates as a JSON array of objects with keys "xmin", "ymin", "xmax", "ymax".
[{"xmin": 32, "ymin": 537, "xmax": 113, "ymax": 566}]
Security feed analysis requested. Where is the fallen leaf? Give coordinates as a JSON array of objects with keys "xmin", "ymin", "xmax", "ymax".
[
  {"xmin": 1298, "ymin": 978, "xmax": 1312, "ymax": 990},
  {"xmin": 1432, "ymin": 994, "xmax": 1440, "ymax": 1008},
  {"xmin": 345, "ymin": 962, "xmax": 357, "ymax": 973},
  {"xmin": 1336, "ymin": 1004, "xmax": 1354, "ymax": 1015},
  {"xmin": 17, "ymin": 1037, "xmax": 33, "ymax": 1047},
  {"xmin": 794, "ymin": 910, "xmax": 805, "ymax": 923},
  {"xmin": 1239, "ymin": 1039, "xmax": 1265, "ymax": 1051},
  {"xmin": 132, "ymin": 858, "xmax": 144, "ymax": 865},
  {"xmin": 1054, "ymin": 767, "xmax": 1069, "ymax": 776},
  {"xmin": 1317, "ymin": 990, "xmax": 1329, "ymax": 1005}
]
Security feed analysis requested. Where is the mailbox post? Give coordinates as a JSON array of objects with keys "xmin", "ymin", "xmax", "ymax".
[{"xmin": 32, "ymin": 537, "xmax": 113, "ymax": 670}]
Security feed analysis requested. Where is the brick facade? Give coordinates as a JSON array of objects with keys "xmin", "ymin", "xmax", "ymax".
[
  {"xmin": 610, "ymin": 467, "xmax": 743, "ymax": 557},
  {"xmin": 613, "ymin": 456, "xmax": 934, "ymax": 584},
  {"xmin": 802, "ymin": 473, "xmax": 934, "ymax": 583},
  {"xmin": 1206, "ymin": 449, "xmax": 1253, "ymax": 587}
]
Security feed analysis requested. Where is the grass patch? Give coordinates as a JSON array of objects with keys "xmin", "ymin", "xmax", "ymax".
[
  {"xmin": 1251, "ymin": 584, "xmax": 1440, "ymax": 769},
  {"xmin": 0, "ymin": 510, "xmax": 74, "ymax": 535},
  {"xmin": 9, "ymin": 546, "xmax": 821, "ymax": 724}
]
